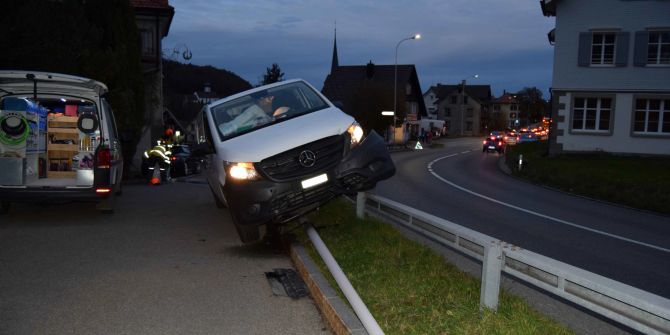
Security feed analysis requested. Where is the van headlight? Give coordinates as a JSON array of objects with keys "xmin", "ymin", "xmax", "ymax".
[
  {"xmin": 226, "ymin": 162, "xmax": 260, "ymax": 180},
  {"xmin": 347, "ymin": 122, "xmax": 364, "ymax": 148}
]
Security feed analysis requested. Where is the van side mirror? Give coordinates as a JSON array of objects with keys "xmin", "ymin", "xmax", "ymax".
[{"xmin": 191, "ymin": 142, "xmax": 214, "ymax": 157}]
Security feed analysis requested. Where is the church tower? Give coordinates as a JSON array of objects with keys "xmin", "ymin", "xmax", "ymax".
[{"xmin": 330, "ymin": 28, "xmax": 339, "ymax": 75}]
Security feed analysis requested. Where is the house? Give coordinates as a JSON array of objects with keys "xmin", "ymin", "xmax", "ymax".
[
  {"xmin": 193, "ymin": 82, "xmax": 220, "ymax": 105},
  {"xmin": 541, "ymin": 0, "xmax": 670, "ymax": 155},
  {"xmin": 423, "ymin": 83, "xmax": 492, "ymax": 136},
  {"xmin": 491, "ymin": 93, "xmax": 520, "ymax": 129},
  {"xmin": 322, "ymin": 33, "xmax": 427, "ymax": 143},
  {"xmin": 130, "ymin": 0, "xmax": 174, "ymax": 167}
]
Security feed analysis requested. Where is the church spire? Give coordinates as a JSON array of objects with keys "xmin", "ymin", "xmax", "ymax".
[{"xmin": 330, "ymin": 25, "xmax": 339, "ymax": 74}]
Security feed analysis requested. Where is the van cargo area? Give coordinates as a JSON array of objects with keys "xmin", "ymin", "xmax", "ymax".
[{"xmin": 0, "ymin": 97, "xmax": 100, "ymax": 189}]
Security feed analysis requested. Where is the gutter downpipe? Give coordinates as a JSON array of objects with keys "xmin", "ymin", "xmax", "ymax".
[{"xmin": 305, "ymin": 223, "xmax": 385, "ymax": 335}]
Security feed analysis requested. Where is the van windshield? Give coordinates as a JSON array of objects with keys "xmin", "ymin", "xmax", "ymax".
[{"xmin": 210, "ymin": 81, "xmax": 329, "ymax": 141}]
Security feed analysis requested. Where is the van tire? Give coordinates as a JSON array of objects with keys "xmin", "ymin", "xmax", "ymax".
[
  {"xmin": 97, "ymin": 195, "xmax": 115, "ymax": 214},
  {"xmin": 209, "ymin": 184, "xmax": 226, "ymax": 209},
  {"xmin": 0, "ymin": 201, "xmax": 10, "ymax": 214},
  {"xmin": 230, "ymin": 212, "xmax": 261, "ymax": 244}
]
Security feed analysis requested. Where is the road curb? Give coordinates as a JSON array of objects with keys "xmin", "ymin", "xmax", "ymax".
[{"xmin": 290, "ymin": 243, "xmax": 368, "ymax": 335}]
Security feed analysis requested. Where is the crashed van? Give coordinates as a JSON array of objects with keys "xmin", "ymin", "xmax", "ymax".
[
  {"xmin": 196, "ymin": 79, "xmax": 395, "ymax": 243},
  {"xmin": 0, "ymin": 71, "xmax": 123, "ymax": 214}
]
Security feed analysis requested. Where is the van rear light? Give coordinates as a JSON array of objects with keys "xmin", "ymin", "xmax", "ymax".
[
  {"xmin": 96, "ymin": 188, "xmax": 111, "ymax": 193},
  {"xmin": 96, "ymin": 148, "xmax": 111, "ymax": 168}
]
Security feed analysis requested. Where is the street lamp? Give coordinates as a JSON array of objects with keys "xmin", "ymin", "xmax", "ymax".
[
  {"xmin": 393, "ymin": 33, "xmax": 421, "ymax": 144},
  {"xmin": 460, "ymin": 74, "xmax": 478, "ymax": 135}
]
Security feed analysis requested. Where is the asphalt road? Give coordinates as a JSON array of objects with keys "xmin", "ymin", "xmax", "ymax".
[
  {"xmin": 0, "ymin": 180, "xmax": 327, "ymax": 335},
  {"xmin": 375, "ymin": 137, "xmax": 670, "ymax": 299}
]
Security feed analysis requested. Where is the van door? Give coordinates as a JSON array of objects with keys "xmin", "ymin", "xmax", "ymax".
[
  {"xmin": 101, "ymin": 99, "xmax": 122, "ymax": 186},
  {"xmin": 201, "ymin": 109, "xmax": 224, "ymax": 202}
]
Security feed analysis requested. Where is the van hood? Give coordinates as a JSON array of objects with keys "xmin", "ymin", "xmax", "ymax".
[
  {"xmin": 215, "ymin": 107, "xmax": 355, "ymax": 163},
  {"xmin": 0, "ymin": 71, "xmax": 107, "ymax": 99}
]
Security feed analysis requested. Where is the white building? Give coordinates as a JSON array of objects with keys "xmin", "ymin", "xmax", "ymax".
[{"xmin": 541, "ymin": 0, "xmax": 670, "ymax": 155}]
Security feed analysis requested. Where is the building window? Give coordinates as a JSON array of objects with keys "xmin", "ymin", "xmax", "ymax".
[
  {"xmin": 466, "ymin": 108, "xmax": 474, "ymax": 117},
  {"xmin": 451, "ymin": 95, "xmax": 457, "ymax": 104},
  {"xmin": 493, "ymin": 104, "xmax": 500, "ymax": 111},
  {"xmin": 648, "ymin": 32, "xmax": 670, "ymax": 65},
  {"xmin": 591, "ymin": 33, "xmax": 616, "ymax": 65},
  {"xmin": 444, "ymin": 108, "xmax": 451, "ymax": 117},
  {"xmin": 572, "ymin": 97, "xmax": 612, "ymax": 132},
  {"xmin": 634, "ymin": 98, "xmax": 670, "ymax": 135},
  {"xmin": 140, "ymin": 29, "xmax": 155, "ymax": 57},
  {"xmin": 463, "ymin": 96, "xmax": 469, "ymax": 104},
  {"xmin": 511, "ymin": 104, "xmax": 518, "ymax": 111},
  {"xmin": 466, "ymin": 122, "xmax": 473, "ymax": 131}
]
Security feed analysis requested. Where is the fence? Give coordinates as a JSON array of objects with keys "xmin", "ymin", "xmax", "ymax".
[{"xmin": 356, "ymin": 192, "xmax": 670, "ymax": 335}]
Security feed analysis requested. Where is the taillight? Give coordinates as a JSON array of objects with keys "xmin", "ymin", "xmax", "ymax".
[
  {"xmin": 171, "ymin": 156, "xmax": 176, "ymax": 161},
  {"xmin": 96, "ymin": 148, "xmax": 111, "ymax": 168},
  {"xmin": 498, "ymin": 141, "xmax": 502, "ymax": 146},
  {"xmin": 483, "ymin": 140, "xmax": 487, "ymax": 144},
  {"xmin": 96, "ymin": 188, "xmax": 111, "ymax": 193}
]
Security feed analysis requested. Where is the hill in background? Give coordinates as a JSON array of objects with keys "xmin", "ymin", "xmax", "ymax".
[{"xmin": 163, "ymin": 60, "xmax": 252, "ymax": 129}]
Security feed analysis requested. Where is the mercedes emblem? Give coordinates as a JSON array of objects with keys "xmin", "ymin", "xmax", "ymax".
[{"xmin": 298, "ymin": 150, "xmax": 316, "ymax": 167}]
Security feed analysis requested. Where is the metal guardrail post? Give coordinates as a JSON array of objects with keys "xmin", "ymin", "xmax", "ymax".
[
  {"xmin": 480, "ymin": 242, "xmax": 503, "ymax": 310},
  {"xmin": 305, "ymin": 223, "xmax": 385, "ymax": 335},
  {"xmin": 356, "ymin": 192, "xmax": 366, "ymax": 219}
]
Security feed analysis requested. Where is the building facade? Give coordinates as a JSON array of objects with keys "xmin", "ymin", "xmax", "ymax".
[
  {"xmin": 541, "ymin": 0, "xmax": 670, "ymax": 155},
  {"xmin": 423, "ymin": 83, "xmax": 492, "ymax": 136},
  {"xmin": 130, "ymin": 0, "xmax": 174, "ymax": 169},
  {"xmin": 491, "ymin": 93, "xmax": 520, "ymax": 129}
]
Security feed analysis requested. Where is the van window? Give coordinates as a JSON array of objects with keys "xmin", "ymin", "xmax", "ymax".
[
  {"xmin": 210, "ymin": 81, "xmax": 329, "ymax": 140},
  {"xmin": 102, "ymin": 99, "xmax": 118, "ymax": 140}
]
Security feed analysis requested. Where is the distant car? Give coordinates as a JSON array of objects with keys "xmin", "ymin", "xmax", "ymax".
[
  {"xmin": 489, "ymin": 131, "xmax": 504, "ymax": 140},
  {"xmin": 170, "ymin": 144, "xmax": 201, "ymax": 177},
  {"xmin": 517, "ymin": 132, "xmax": 538, "ymax": 143},
  {"xmin": 483, "ymin": 135, "xmax": 504, "ymax": 154},
  {"xmin": 504, "ymin": 132, "xmax": 518, "ymax": 145}
]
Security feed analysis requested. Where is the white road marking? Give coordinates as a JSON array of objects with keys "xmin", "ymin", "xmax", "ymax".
[
  {"xmin": 461, "ymin": 150, "xmax": 470, "ymax": 154},
  {"xmin": 427, "ymin": 154, "xmax": 670, "ymax": 254}
]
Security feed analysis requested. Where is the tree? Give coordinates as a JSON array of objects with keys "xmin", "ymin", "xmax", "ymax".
[
  {"xmin": 515, "ymin": 87, "xmax": 546, "ymax": 124},
  {"xmin": 0, "ymin": 0, "xmax": 145, "ymax": 176},
  {"xmin": 261, "ymin": 63, "xmax": 284, "ymax": 85}
]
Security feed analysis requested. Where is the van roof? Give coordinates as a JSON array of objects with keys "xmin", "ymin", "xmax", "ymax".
[{"xmin": 0, "ymin": 71, "xmax": 108, "ymax": 97}]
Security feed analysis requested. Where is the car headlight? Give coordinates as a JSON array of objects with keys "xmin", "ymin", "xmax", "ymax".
[
  {"xmin": 226, "ymin": 162, "xmax": 260, "ymax": 180},
  {"xmin": 347, "ymin": 122, "xmax": 364, "ymax": 147}
]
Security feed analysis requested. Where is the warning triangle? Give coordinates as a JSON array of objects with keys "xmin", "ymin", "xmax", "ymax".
[{"xmin": 415, "ymin": 141, "xmax": 423, "ymax": 150}]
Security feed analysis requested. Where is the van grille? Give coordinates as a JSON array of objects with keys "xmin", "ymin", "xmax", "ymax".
[
  {"xmin": 256, "ymin": 135, "xmax": 345, "ymax": 182},
  {"xmin": 271, "ymin": 183, "xmax": 335, "ymax": 214}
]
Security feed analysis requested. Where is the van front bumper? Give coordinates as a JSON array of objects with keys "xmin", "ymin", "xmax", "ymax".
[{"xmin": 224, "ymin": 130, "xmax": 395, "ymax": 226}]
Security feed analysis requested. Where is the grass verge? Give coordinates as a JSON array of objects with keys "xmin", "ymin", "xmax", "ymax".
[
  {"xmin": 292, "ymin": 198, "xmax": 572, "ymax": 335},
  {"xmin": 505, "ymin": 142, "xmax": 670, "ymax": 214}
]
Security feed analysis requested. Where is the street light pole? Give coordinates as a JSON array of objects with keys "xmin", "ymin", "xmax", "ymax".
[{"xmin": 393, "ymin": 33, "xmax": 421, "ymax": 144}]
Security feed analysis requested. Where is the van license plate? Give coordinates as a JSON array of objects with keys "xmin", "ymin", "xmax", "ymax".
[
  {"xmin": 488, "ymin": 146, "xmax": 495, "ymax": 149},
  {"xmin": 301, "ymin": 173, "xmax": 328, "ymax": 189}
]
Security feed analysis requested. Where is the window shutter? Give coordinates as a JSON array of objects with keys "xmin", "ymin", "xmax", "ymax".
[
  {"xmin": 614, "ymin": 32, "xmax": 629, "ymax": 67},
  {"xmin": 634, "ymin": 31, "xmax": 649, "ymax": 67},
  {"xmin": 578, "ymin": 32, "xmax": 592, "ymax": 66}
]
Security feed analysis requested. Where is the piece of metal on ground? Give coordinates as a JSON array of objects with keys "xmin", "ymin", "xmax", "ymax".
[{"xmin": 265, "ymin": 268, "xmax": 309, "ymax": 299}]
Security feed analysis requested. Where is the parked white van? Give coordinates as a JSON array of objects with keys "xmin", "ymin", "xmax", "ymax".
[
  {"xmin": 0, "ymin": 71, "xmax": 123, "ymax": 214},
  {"xmin": 195, "ymin": 79, "xmax": 395, "ymax": 243}
]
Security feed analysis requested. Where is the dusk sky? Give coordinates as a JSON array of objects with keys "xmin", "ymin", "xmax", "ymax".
[{"xmin": 163, "ymin": 0, "xmax": 556, "ymax": 98}]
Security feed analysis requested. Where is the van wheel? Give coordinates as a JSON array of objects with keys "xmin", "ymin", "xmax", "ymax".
[
  {"xmin": 230, "ymin": 212, "xmax": 261, "ymax": 244},
  {"xmin": 209, "ymin": 184, "xmax": 226, "ymax": 209},
  {"xmin": 0, "ymin": 201, "xmax": 10, "ymax": 214},
  {"xmin": 97, "ymin": 195, "xmax": 115, "ymax": 214}
]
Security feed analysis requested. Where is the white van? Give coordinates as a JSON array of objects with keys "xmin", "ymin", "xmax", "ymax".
[
  {"xmin": 0, "ymin": 71, "xmax": 123, "ymax": 213},
  {"xmin": 195, "ymin": 79, "xmax": 395, "ymax": 243}
]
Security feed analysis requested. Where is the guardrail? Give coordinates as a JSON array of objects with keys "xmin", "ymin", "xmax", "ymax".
[{"xmin": 355, "ymin": 192, "xmax": 670, "ymax": 335}]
